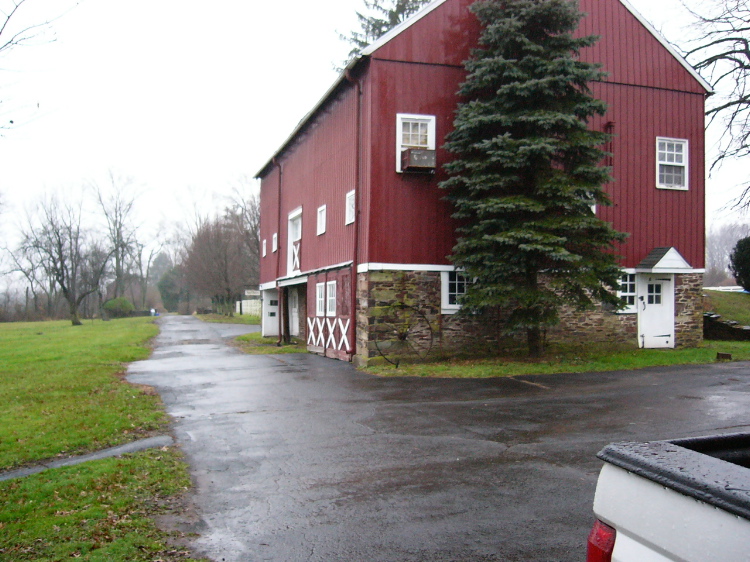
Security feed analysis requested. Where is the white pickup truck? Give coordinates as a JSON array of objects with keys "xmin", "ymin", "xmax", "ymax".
[{"xmin": 588, "ymin": 433, "xmax": 750, "ymax": 561}]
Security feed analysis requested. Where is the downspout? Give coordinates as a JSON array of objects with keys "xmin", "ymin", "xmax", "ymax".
[
  {"xmin": 273, "ymin": 157, "xmax": 284, "ymax": 346},
  {"xmin": 345, "ymin": 69, "xmax": 362, "ymax": 360}
]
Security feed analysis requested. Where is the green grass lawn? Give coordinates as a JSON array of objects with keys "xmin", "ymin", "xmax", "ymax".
[
  {"xmin": 196, "ymin": 313, "xmax": 260, "ymax": 325},
  {"xmin": 233, "ymin": 332, "xmax": 307, "ymax": 354},
  {"xmin": 0, "ymin": 318, "xmax": 165, "ymax": 469},
  {"xmin": 366, "ymin": 340, "xmax": 750, "ymax": 377},
  {"xmin": 0, "ymin": 318, "xmax": 206, "ymax": 561},
  {"xmin": 704, "ymin": 289, "xmax": 750, "ymax": 326}
]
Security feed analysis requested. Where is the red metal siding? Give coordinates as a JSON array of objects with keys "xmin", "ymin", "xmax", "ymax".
[
  {"xmin": 259, "ymin": 166, "xmax": 280, "ymax": 285},
  {"xmin": 365, "ymin": 59, "xmax": 464, "ymax": 265},
  {"xmin": 578, "ymin": 0, "xmax": 706, "ymax": 94},
  {"xmin": 370, "ymin": 0, "xmax": 479, "ymax": 67},
  {"xmin": 261, "ymin": 85, "xmax": 360, "ymax": 281},
  {"xmin": 593, "ymin": 82, "xmax": 706, "ymax": 268},
  {"xmin": 261, "ymin": 0, "xmax": 707, "ymax": 282},
  {"xmin": 363, "ymin": 0, "xmax": 706, "ymax": 269}
]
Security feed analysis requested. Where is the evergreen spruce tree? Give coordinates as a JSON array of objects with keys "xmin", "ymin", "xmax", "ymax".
[{"xmin": 440, "ymin": 0, "xmax": 626, "ymax": 357}]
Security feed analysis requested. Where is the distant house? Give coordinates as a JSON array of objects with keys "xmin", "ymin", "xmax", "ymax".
[{"xmin": 257, "ymin": 0, "xmax": 711, "ymax": 364}]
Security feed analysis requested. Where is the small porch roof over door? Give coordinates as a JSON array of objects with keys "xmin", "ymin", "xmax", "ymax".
[{"xmin": 635, "ymin": 247, "xmax": 696, "ymax": 273}]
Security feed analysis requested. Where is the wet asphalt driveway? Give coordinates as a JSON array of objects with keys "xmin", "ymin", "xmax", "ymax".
[{"xmin": 127, "ymin": 316, "xmax": 750, "ymax": 561}]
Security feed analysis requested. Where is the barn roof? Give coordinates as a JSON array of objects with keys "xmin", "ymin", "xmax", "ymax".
[{"xmin": 255, "ymin": 0, "xmax": 711, "ymax": 179}]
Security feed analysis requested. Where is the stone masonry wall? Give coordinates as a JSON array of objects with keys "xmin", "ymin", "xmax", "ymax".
[
  {"xmin": 354, "ymin": 270, "xmax": 704, "ymax": 365},
  {"xmin": 674, "ymin": 273, "xmax": 703, "ymax": 347}
]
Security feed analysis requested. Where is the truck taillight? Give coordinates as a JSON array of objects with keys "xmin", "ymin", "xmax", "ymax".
[{"xmin": 587, "ymin": 519, "xmax": 616, "ymax": 562}]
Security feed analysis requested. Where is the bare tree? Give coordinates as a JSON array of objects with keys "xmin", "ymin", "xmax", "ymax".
[
  {"xmin": 705, "ymin": 221, "xmax": 750, "ymax": 285},
  {"xmin": 227, "ymin": 177, "xmax": 261, "ymax": 287},
  {"xmin": 19, "ymin": 195, "xmax": 111, "ymax": 325},
  {"xmin": 5, "ymin": 244, "xmax": 61, "ymax": 318},
  {"xmin": 95, "ymin": 172, "xmax": 138, "ymax": 299},
  {"xmin": 130, "ymin": 240, "xmax": 160, "ymax": 310},
  {"xmin": 683, "ymin": 0, "xmax": 750, "ymax": 204},
  {"xmin": 184, "ymin": 215, "xmax": 253, "ymax": 316}
]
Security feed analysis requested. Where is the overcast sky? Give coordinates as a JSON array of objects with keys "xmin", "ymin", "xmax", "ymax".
[{"xmin": 0, "ymin": 0, "xmax": 743, "ymax": 241}]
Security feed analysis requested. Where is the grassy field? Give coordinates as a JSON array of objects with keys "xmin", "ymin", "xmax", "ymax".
[
  {"xmin": 0, "ymin": 318, "xmax": 165, "ymax": 468},
  {"xmin": 0, "ymin": 318, "xmax": 206, "ymax": 561},
  {"xmin": 366, "ymin": 339, "xmax": 750, "ymax": 377},
  {"xmin": 196, "ymin": 313, "xmax": 260, "ymax": 325},
  {"xmin": 233, "ymin": 332, "xmax": 307, "ymax": 354},
  {"xmin": 704, "ymin": 289, "xmax": 750, "ymax": 326}
]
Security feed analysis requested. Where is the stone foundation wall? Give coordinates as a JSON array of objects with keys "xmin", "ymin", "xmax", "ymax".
[
  {"xmin": 354, "ymin": 270, "xmax": 704, "ymax": 365},
  {"xmin": 548, "ymin": 305, "xmax": 638, "ymax": 345},
  {"xmin": 674, "ymin": 273, "xmax": 703, "ymax": 347}
]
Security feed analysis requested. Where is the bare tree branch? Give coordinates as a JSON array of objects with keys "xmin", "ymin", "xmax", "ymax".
[{"xmin": 682, "ymin": 0, "xmax": 750, "ymax": 206}]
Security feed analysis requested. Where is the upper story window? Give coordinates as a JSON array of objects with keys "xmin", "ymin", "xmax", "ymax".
[
  {"xmin": 262, "ymin": 239, "xmax": 267, "ymax": 257},
  {"xmin": 317, "ymin": 205, "xmax": 327, "ymax": 236},
  {"xmin": 287, "ymin": 208, "xmax": 302, "ymax": 275},
  {"xmin": 396, "ymin": 113, "xmax": 436, "ymax": 173},
  {"xmin": 618, "ymin": 273, "xmax": 637, "ymax": 314},
  {"xmin": 345, "ymin": 190, "xmax": 355, "ymax": 225},
  {"xmin": 272, "ymin": 233, "xmax": 278, "ymax": 253},
  {"xmin": 441, "ymin": 270, "xmax": 469, "ymax": 314},
  {"xmin": 656, "ymin": 138, "xmax": 688, "ymax": 190}
]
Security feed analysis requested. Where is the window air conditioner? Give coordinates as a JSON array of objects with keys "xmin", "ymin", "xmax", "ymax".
[{"xmin": 401, "ymin": 148, "xmax": 436, "ymax": 173}]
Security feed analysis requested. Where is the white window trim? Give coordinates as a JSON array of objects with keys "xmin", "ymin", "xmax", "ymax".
[
  {"xmin": 656, "ymin": 137, "xmax": 689, "ymax": 191},
  {"xmin": 617, "ymin": 270, "xmax": 638, "ymax": 314},
  {"xmin": 315, "ymin": 283, "xmax": 325, "ymax": 317},
  {"xmin": 287, "ymin": 207, "xmax": 302, "ymax": 275},
  {"xmin": 326, "ymin": 280, "xmax": 337, "ymax": 317},
  {"xmin": 345, "ymin": 190, "xmax": 355, "ymax": 225},
  {"xmin": 441, "ymin": 270, "xmax": 468, "ymax": 315},
  {"xmin": 317, "ymin": 205, "xmax": 327, "ymax": 235},
  {"xmin": 396, "ymin": 113, "xmax": 436, "ymax": 173},
  {"xmin": 262, "ymin": 239, "xmax": 267, "ymax": 257},
  {"xmin": 272, "ymin": 233, "xmax": 278, "ymax": 253}
]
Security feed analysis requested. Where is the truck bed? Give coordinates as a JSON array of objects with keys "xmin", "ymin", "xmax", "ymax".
[{"xmin": 597, "ymin": 433, "xmax": 750, "ymax": 520}]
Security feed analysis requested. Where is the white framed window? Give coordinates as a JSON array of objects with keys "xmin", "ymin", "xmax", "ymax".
[
  {"xmin": 345, "ymin": 190, "xmax": 355, "ymax": 225},
  {"xmin": 441, "ymin": 270, "xmax": 468, "ymax": 314},
  {"xmin": 316, "ymin": 283, "xmax": 325, "ymax": 317},
  {"xmin": 656, "ymin": 137, "xmax": 688, "ymax": 190},
  {"xmin": 262, "ymin": 239, "xmax": 267, "ymax": 257},
  {"xmin": 326, "ymin": 281, "xmax": 337, "ymax": 317},
  {"xmin": 317, "ymin": 205, "xmax": 327, "ymax": 235},
  {"xmin": 287, "ymin": 208, "xmax": 302, "ymax": 275},
  {"xmin": 396, "ymin": 113, "xmax": 436, "ymax": 172},
  {"xmin": 618, "ymin": 273, "xmax": 637, "ymax": 314},
  {"xmin": 647, "ymin": 283, "xmax": 663, "ymax": 305},
  {"xmin": 272, "ymin": 233, "xmax": 278, "ymax": 253}
]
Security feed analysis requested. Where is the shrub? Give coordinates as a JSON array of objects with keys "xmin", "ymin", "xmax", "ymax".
[
  {"xmin": 730, "ymin": 237, "xmax": 750, "ymax": 292},
  {"xmin": 103, "ymin": 297, "xmax": 135, "ymax": 318}
]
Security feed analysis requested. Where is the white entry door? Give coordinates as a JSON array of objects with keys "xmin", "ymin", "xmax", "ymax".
[
  {"xmin": 261, "ymin": 289, "xmax": 279, "ymax": 338},
  {"xmin": 637, "ymin": 274, "xmax": 675, "ymax": 348},
  {"xmin": 289, "ymin": 288, "xmax": 300, "ymax": 337}
]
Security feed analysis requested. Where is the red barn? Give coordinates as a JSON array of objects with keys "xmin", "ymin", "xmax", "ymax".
[{"xmin": 257, "ymin": 0, "xmax": 711, "ymax": 364}]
